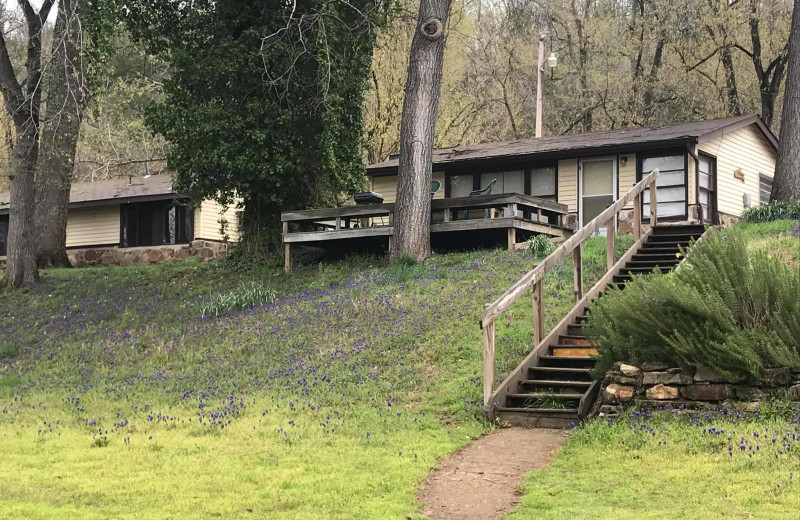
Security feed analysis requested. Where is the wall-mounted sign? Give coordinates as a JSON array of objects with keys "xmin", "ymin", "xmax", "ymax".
[{"xmin": 733, "ymin": 168, "xmax": 745, "ymax": 182}]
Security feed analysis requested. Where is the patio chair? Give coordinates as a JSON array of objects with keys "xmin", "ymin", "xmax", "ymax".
[
  {"xmin": 431, "ymin": 179, "xmax": 441, "ymax": 199},
  {"xmin": 464, "ymin": 178, "xmax": 497, "ymax": 220}
]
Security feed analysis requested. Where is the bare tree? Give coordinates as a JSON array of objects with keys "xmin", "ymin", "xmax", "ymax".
[
  {"xmin": 772, "ymin": 0, "xmax": 800, "ymax": 202},
  {"xmin": 392, "ymin": 0, "xmax": 453, "ymax": 262},
  {"xmin": 35, "ymin": 0, "xmax": 89, "ymax": 268},
  {"xmin": 0, "ymin": 0, "xmax": 55, "ymax": 290}
]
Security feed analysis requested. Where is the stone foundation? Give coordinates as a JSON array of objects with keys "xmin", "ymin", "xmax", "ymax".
[
  {"xmin": 596, "ymin": 362, "xmax": 800, "ymax": 417},
  {"xmin": 67, "ymin": 240, "xmax": 231, "ymax": 268}
]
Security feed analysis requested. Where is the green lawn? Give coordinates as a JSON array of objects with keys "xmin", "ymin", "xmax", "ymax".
[{"xmin": 0, "ymin": 220, "xmax": 797, "ymax": 519}]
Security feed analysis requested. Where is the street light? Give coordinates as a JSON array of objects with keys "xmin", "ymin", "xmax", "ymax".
[{"xmin": 535, "ymin": 38, "xmax": 557, "ymax": 138}]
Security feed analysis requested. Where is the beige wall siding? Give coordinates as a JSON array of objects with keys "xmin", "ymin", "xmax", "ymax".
[
  {"xmin": 66, "ymin": 206, "xmax": 120, "ymax": 247},
  {"xmin": 617, "ymin": 153, "xmax": 637, "ymax": 209},
  {"xmin": 195, "ymin": 199, "xmax": 242, "ymax": 242},
  {"xmin": 368, "ymin": 171, "xmax": 445, "ymax": 203},
  {"xmin": 697, "ymin": 124, "xmax": 776, "ymax": 216},
  {"xmin": 557, "ymin": 159, "xmax": 578, "ymax": 213}
]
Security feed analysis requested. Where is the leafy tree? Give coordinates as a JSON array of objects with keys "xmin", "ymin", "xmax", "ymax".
[{"xmin": 125, "ymin": 0, "xmax": 391, "ymax": 236}]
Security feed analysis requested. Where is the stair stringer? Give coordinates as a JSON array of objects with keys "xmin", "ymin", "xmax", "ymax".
[{"xmin": 487, "ymin": 228, "xmax": 654, "ymax": 422}]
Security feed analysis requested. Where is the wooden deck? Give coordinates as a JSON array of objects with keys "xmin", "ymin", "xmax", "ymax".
[{"xmin": 281, "ymin": 194, "xmax": 570, "ymax": 270}]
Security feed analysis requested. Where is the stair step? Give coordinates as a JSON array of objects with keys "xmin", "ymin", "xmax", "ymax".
[
  {"xmin": 538, "ymin": 355, "xmax": 595, "ymax": 368},
  {"xmin": 567, "ymin": 323, "xmax": 584, "ymax": 336},
  {"xmin": 632, "ymin": 253, "xmax": 684, "ymax": 261},
  {"xmin": 621, "ymin": 265, "xmax": 676, "ymax": 273},
  {"xmin": 652, "ymin": 225, "xmax": 705, "ymax": 235},
  {"xmin": 648, "ymin": 233, "xmax": 702, "ymax": 242},
  {"xmin": 641, "ymin": 241, "xmax": 692, "ymax": 250},
  {"xmin": 495, "ymin": 408, "xmax": 580, "ymax": 428},
  {"xmin": 575, "ymin": 314, "xmax": 589, "ymax": 323},
  {"xmin": 519, "ymin": 379, "xmax": 593, "ymax": 389},
  {"xmin": 550, "ymin": 346, "xmax": 598, "ymax": 358},
  {"xmin": 558, "ymin": 334, "xmax": 591, "ymax": 346},
  {"xmin": 529, "ymin": 367, "xmax": 592, "ymax": 381},
  {"xmin": 508, "ymin": 392, "xmax": 585, "ymax": 400},
  {"xmin": 626, "ymin": 258, "xmax": 680, "ymax": 266}
]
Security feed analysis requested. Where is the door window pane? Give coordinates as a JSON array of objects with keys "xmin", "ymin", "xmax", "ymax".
[
  {"xmin": 530, "ymin": 166, "xmax": 556, "ymax": 198},
  {"xmin": 582, "ymin": 160, "xmax": 614, "ymax": 196},
  {"xmin": 122, "ymin": 201, "xmax": 193, "ymax": 247},
  {"xmin": 449, "ymin": 175, "xmax": 473, "ymax": 198},
  {"xmin": 643, "ymin": 155, "xmax": 683, "ymax": 172},
  {"xmin": 641, "ymin": 154, "xmax": 687, "ymax": 220},
  {"xmin": 583, "ymin": 195, "xmax": 614, "ymax": 224}
]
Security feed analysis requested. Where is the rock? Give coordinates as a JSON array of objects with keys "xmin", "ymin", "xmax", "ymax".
[
  {"xmin": 599, "ymin": 405, "xmax": 623, "ymax": 416},
  {"xmin": 641, "ymin": 362, "xmax": 669, "ymax": 372},
  {"xmin": 680, "ymin": 384, "xmax": 731, "ymax": 401},
  {"xmin": 788, "ymin": 384, "xmax": 800, "ymax": 401},
  {"xmin": 619, "ymin": 364, "xmax": 641, "ymax": 377},
  {"xmin": 646, "ymin": 384, "xmax": 678, "ymax": 400},
  {"xmin": 642, "ymin": 371, "xmax": 682, "ymax": 385},
  {"xmin": 693, "ymin": 365, "xmax": 740, "ymax": 383},
  {"xmin": 734, "ymin": 387, "xmax": 765, "ymax": 401},
  {"xmin": 604, "ymin": 384, "xmax": 635, "ymax": 402},
  {"xmin": 616, "ymin": 376, "xmax": 639, "ymax": 386},
  {"xmin": 761, "ymin": 368, "xmax": 792, "ymax": 387}
]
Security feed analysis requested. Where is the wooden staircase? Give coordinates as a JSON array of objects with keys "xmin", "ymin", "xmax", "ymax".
[
  {"xmin": 480, "ymin": 168, "xmax": 711, "ymax": 428},
  {"xmin": 495, "ymin": 224, "xmax": 706, "ymax": 427}
]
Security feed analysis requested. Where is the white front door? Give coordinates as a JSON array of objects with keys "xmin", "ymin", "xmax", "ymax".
[{"xmin": 579, "ymin": 157, "xmax": 617, "ymax": 230}]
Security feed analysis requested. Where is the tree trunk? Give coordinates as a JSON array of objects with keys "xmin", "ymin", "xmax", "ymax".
[
  {"xmin": 720, "ymin": 45, "xmax": 742, "ymax": 117},
  {"xmin": 3, "ymin": 122, "xmax": 41, "ymax": 289},
  {"xmin": 772, "ymin": 0, "xmax": 800, "ymax": 202},
  {"xmin": 35, "ymin": 0, "xmax": 88, "ymax": 268},
  {"xmin": 0, "ymin": 1, "xmax": 54, "ymax": 290},
  {"xmin": 391, "ymin": 0, "xmax": 452, "ymax": 263}
]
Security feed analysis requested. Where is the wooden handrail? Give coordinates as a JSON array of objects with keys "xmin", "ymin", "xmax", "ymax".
[{"xmin": 480, "ymin": 169, "xmax": 660, "ymax": 406}]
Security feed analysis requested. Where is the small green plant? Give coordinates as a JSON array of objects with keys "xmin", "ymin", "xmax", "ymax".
[
  {"xmin": 0, "ymin": 342, "xmax": 19, "ymax": 359},
  {"xmin": 527, "ymin": 234, "xmax": 557, "ymax": 258},
  {"xmin": 92, "ymin": 436, "xmax": 110, "ymax": 448},
  {"xmin": 200, "ymin": 281, "xmax": 277, "ymax": 318},
  {"xmin": 742, "ymin": 201, "xmax": 800, "ymax": 223},
  {"xmin": 393, "ymin": 254, "xmax": 418, "ymax": 268}
]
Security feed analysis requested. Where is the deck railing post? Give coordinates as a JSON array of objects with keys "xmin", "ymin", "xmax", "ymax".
[
  {"xmin": 650, "ymin": 178, "xmax": 658, "ymax": 227},
  {"xmin": 573, "ymin": 244, "xmax": 583, "ymax": 303},
  {"xmin": 633, "ymin": 194, "xmax": 642, "ymax": 240},
  {"xmin": 607, "ymin": 214, "xmax": 616, "ymax": 270},
  {"xmin": 532, "ymin": 279, "xmax": 544, "ymax": 345},
  {"xmin": 283, "ymin": 222, "xmax": 291, "ymax": 273},
  {"xmin": 482, "ymin": 314, "xmax": 496, "ymax": 407}
]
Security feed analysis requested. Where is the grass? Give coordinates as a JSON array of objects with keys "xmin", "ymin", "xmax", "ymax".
[
  {"xmin": 507, "ymin": 404, "xmax": 800, "ymax": 520},
  {"xmin": 0, "ymin": 220, "xmax": 796, "ymax": 519},
  {"xmin": 0, "ymin": 239, "xmax": 616, "ymax": 519}
]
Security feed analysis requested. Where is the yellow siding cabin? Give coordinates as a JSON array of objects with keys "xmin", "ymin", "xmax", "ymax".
[
  {"xmin": 0, "ymin": 175, "xmax": 241, "ymax": 266},
  {"xmin": 282, "ymin": 115, "xmax": 777, "ymax": 270}
]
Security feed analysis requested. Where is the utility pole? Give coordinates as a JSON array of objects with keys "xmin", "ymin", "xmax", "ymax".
[{"xmin": 535, "ymin": 36, "xmax": 557, "ymax": 138}]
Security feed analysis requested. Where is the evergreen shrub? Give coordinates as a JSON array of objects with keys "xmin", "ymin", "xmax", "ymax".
[{"xmin": 586, "ymin": 228, "xmax": 800, "ymax": 381}]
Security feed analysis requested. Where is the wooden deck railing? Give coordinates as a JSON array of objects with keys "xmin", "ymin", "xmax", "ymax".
[{"xmin": 479, "ymin": 169, "xmax": 660, "ymax": 407}]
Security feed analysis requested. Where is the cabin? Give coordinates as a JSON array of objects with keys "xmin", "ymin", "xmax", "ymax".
[
  {"xmin": 0, "ymin": 175, "xmax": 241, "ymax": 267},
  {"xmin": 281, "ymin": 115, "xmax": 777, "ymax": 270}
]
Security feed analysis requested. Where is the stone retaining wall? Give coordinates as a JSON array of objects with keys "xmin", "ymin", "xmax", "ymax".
[
  {"xmin": 597, "ymin": 361, "xmax": 800, "ymax": 416},
  {"xmin": 67, "ymin": 240, "xmax": 231, "ymax": 268}
]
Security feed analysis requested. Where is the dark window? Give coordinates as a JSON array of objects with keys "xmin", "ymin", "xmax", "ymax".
[
  {"xmin": 530, "ymin": 166, "xmax": 557, "ymax": 201},
  {"xmin": 121, "ymin": 201, "xmax": 193, "ymax": 247},
  {"xmin": 760, "ymin": 176, "xmax": 772, "ymax": 205},
  {"xmin": 0, "ymin": 215, "xmax": 8, "ymax": 256}
]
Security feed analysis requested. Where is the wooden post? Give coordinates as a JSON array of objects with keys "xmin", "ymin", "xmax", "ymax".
[
  {"xmin": 335, "ymin": 217, "xmax": 342, "ymax": 230},
  {"xmin": 649, "ymin": 178, "xmax": 658, "ymax": 227},
  {"xmin": 532, "ymin": 279, "xmax": 544, "ymax": 345},
  {"xmin": 633, "ymin": 194, "xmax": 642, "ymax": 240},
  {"xmin": 483, "ymin": 317, "xmax": 496, "ymax": 407},
  {"xmin": 507, "ymin": 227, "xmax": 516, "ymax": 251},
  {"xmin": 606, "ymin": 214, "xmax": 616, "ymax": 270},
  {"xmin": 573, "ymin": 244, "xmax": 583, "ymax": 303},
  {"xmin": 443, "ymin": 209, "xmax": 451, "ymax": 222},
  {"xmin": 283, "ymin": 222, "xmax": 291, "ymax": 272}
]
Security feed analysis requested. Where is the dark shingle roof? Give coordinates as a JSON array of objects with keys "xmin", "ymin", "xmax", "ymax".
[
  {"xmin": 366, "ymin": 115, "xmax": 777, "ymax": 174},
  {"xmin": 0, "ymin": 175, "xmax": 179, "ymax": 213}
]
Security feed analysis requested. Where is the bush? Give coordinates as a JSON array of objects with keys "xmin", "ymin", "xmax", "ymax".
[
  {"xmin": 585, "ymin": 228, "xmax": 800, "ymax": 381},
  {"xmin": 201, "ymin": 282, "xmax": 277, "ymax": 318},
  {"xmin": 527, "ymin": 234, "xmax": 557, "ymax": 258},
  {"xmin": 741, "ymin": 201, "xmax": 800, "ymax": 223}
]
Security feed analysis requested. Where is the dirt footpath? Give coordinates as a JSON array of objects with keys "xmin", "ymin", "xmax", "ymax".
[{"xmin": 417, "ymin": 428, "xmax": 566, "ymax": 520}]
